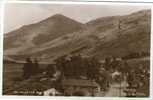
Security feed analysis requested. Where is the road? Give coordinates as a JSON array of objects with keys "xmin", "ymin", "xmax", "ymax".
[
  {"xmin": 95, "ymin": 81, "xmax": 127, "ymax": 97},
  {"xmin": 104, "ymin": 81, "xmax": 127, "ymax": 97}
]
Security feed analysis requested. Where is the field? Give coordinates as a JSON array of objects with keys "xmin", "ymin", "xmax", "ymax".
[{"xmin": 3, "ymin": 62, "xmax": 48, "ymax": 95}]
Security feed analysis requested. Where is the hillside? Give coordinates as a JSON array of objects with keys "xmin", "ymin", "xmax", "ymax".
[
  {"xmin": 4, "ymin": 14, "xmax": 84, "ymax": 55},
  {"xmin": 4, "ymin": 9, "xmax": 151, "ymax": 63},
  {"xmin": 85, "ymin": 9, "xmax": 151, "ymax": 58}
]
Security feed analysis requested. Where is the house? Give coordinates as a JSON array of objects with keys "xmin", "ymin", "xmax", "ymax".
[
  {"xmin": 43, "ymin": 88, "xmax": 62, "ymax": 96},
  {"xmin": 61, "ymin": 79, "xmax": 100, "ymax": 96}
]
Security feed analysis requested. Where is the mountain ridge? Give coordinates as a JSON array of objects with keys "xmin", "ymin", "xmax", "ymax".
[
  {"xmin": 4, "ymin": 14, "xmax": 84, "ymax": 53},
  {"xmin": 4, "ymin": 9, "xmax": 151, "ymax": 62}
]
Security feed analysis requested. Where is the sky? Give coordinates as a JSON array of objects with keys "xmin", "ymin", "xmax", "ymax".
[{"xmin": 4, "ymin": 3, "xmax": 151, "ymax": 33}]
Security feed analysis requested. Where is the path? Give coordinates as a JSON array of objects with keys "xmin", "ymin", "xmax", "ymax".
[{"xmin": 105, "ymin": 81, "xmax": 127, "ymax": 97}]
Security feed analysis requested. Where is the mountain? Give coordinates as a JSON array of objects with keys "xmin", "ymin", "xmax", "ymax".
[
  {"xmin": 4, "ymin": 9, "xmax": 151, "ymax": 63},
  {"xmin": 4, "ymin": 14, "xmax": 84, "ymax": 55},
  {"xmin": 84, "ymin": 9, "xmax": 151, "ymax": 58}
]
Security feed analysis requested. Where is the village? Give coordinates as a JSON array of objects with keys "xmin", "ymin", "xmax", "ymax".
[{"xmin": 3, "ymin": 52, "xmax": 149, "ymax": 97}]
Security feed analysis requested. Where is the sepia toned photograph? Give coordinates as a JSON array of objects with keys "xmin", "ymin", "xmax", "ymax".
[{"xmin": 3, "ymin": 2, "xmax": 151, "ymax": 97}]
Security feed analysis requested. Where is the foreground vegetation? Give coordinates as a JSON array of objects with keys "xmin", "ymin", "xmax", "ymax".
[{"xmin": 3, "ymin": 54, "xmax": 150, "ymax": 97}]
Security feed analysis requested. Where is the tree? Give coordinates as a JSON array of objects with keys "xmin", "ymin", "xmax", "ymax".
[
  {"xmin": 110, "ymin": 57, "xmax": 120, "ymax": 71},
  {"xmin": 32, "ymin": 58, "xmax": 40, "ymax": 75},
  {"xmin": 103, "ymin": 57, "xmax": 112, "ymax": 71},
  {"xmin": 46, "ymin": 64, "xmax": 56, "ymax": 78},
  {"xmin": 23, "ymin": 57, "xmax": 33, "ymax": 79},
  {"xmin": 87, "ymin": 57, "xmax": 100, "ymax": 80},
  {"xmin": 98, "ymin": 68, "xmax": 111, "ymax": 90}
]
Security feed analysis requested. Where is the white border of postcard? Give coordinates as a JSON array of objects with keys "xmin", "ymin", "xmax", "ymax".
[{"xmin": 0, "ymin": 0, "xmax": 153, "ymax": 100}]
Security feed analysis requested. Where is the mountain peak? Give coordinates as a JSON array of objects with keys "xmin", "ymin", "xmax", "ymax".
[
  {"xmin": 51, "ymin": 13, "xmax": 66, "ymax": 18},
  {"xmin": 43, "ymin": 14, "xmax": 73, "ymax": 22}
]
